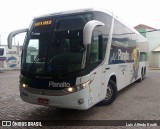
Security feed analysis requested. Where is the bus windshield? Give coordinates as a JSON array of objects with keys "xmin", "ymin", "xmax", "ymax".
[{"xmin": 22, "ymin": 13, "xmax": 92, "ymax": 75}]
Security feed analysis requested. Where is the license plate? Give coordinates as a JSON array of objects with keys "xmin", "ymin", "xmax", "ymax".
[{"xmin": 38, "ymin": 98, "xmax": 49, "ymax": 105}]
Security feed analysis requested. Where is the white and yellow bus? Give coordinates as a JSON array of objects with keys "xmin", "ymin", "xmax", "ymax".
[{"xmin": 8, "ymin": 8, "xmax": 148, "ymax": 110}]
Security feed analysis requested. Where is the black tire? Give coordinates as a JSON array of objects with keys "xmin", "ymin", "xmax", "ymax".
[
  {"xmin": 137, "ymin": 68, "xmax": 143, "ymax": 82},
  {"xmin": 98, "ymin": 80, "xmax": 117, "ymax": 105},
  {"xmin": 143, "ymin": 67, "xmax": 146, "ymax": 79}
]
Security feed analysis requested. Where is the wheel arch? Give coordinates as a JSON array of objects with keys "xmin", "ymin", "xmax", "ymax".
[
  {"xmin": 109, "ymin": 75, "xmax": 117, "ymax": 85},
  {"xmin": 98, "ymin": 74, "xmax": 118, "ymax": 105},
  {"xmin": 108, "ymin": 73, "xmax": 117, "ymax": 91}
]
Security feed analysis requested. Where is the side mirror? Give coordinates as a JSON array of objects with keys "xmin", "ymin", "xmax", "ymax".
[
  {"xmin": 83, "ymin": 20, "xmax": 105, "ymax": 45},
  {"xmin": 8, "ymin": 28, "xmax": 28, "ymax": 49}
]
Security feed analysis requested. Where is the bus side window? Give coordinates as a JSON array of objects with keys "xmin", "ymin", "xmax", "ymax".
[{"xmin": 90, "ymin": 30, "xmax": 103, "ymax": 64}]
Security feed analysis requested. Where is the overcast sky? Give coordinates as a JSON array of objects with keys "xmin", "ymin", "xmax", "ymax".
[{"xmin": 1, "ymin": 0, "xmax": 160, "ymax": 45}]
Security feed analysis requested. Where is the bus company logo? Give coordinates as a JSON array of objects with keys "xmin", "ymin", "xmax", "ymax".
[
  {"xmin": 49, "ymin": 81, "xmax": 70, "ymax": 88},
  {"xmin": 40, "ymin": 90, "xmax": 46, "ymax": 95},
  {"xmin": 118, "ymin": 49, "xmax": 129, "ymax": 60}
]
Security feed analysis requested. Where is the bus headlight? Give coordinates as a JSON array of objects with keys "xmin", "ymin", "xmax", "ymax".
[
  {"xmin": 65, "ymin": 87, "xmax": 75, "ymax": 93},
  {"xmin": 19, "ymin": 74, "xmax": 31, "ymax": 88},
  {"xmin": 64, "ymin": 80, "xmax": 90, "ymax": 93},
  {"xmin": 21, "ymin": 83, "xmax": 28, "ymax": 88}
]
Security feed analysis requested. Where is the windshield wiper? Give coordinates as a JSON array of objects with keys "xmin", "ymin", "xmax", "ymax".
[{"xmin": 48, "ymin": 57, "xmax": 63, "ymax": 80}]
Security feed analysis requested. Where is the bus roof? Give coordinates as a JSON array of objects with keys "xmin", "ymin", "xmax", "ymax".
[
  {"xmin": 34, "ymin": 8, "xmax": 112, "ymax": 19},
  {"xmin": 34, "ymin": 8, "xmax": 147, "ymax": 42}
]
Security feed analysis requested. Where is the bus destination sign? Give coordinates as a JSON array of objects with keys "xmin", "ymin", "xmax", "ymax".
[{"xmin": 34, "ymin": 20, "xmax": 52, "ymax": 27}]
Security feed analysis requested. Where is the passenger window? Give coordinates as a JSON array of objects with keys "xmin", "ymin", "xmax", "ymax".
[{"xmin": 90, "ymin": 28, "xmax": 103, "ymax": 64}]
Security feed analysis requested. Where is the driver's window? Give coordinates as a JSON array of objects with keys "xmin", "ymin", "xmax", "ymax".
[
  {"xmin": 90, "ymin": 27, "xmax": 103, "ymax": 64},
  {"xmin": 91, "ymin": 34, "xmax": 99, "ymax": 63},
  {"xmin": 26, "ymin": 39, "xmax": 39, "ymax": 63}
]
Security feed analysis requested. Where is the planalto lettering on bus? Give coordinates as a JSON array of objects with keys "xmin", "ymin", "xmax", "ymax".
[
  {"xmin": 118, "ymin": 49, "xmax": 129, "ymax": 61},
  {"xmin": 7, "ymin": 8, "xmax": 148, "ymax": 110}
]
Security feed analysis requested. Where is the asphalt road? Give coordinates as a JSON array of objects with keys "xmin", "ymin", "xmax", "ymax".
[{"xmin": 0, "ymin": 70, "xmax": 160, "ymax": 128}]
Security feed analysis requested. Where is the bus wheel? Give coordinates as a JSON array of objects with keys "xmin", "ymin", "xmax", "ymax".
[
  {"xmin": 143, "ymin": 67, "xmax": 146, "ymax": 79},
  {"xmin": 137, "ymin": 68, "xmax": 143, "ymax": 82},
  {"xmin": 98, "ymin": 80, "xmax": 117, "ymax": 105}
]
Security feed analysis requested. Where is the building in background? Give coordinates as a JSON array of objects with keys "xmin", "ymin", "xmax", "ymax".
[
  {"xmin": 135, "ymin": 24, "xmax": 160, "ymax": 68},
  {"xmin": 0, "ymin": 45, "xmax": 22, "ymax": 70},
  {"xmin": 0, "ymin": 46, "xmax": 7, "ymax": 71}
]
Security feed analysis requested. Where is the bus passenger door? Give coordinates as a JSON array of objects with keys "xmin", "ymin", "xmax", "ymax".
[{"xmin": 88, "ymin": 27, "xmax": 104, "ymax": 105}]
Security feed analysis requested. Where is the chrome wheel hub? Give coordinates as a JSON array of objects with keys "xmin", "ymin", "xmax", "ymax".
[{"xmin": 105, "ymin": 85, "xmax": 113, "ymax": 100}]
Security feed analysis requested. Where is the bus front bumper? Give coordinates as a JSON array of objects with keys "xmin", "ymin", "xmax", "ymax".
[{"xmin": 20, "ymin": 86, "xmax": 90, "ymax": 110}]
